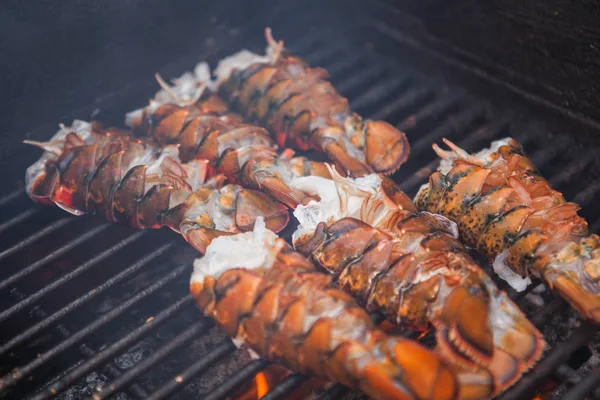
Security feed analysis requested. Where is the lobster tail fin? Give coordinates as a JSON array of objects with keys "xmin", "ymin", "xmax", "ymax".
[
  {"xmin": 323, "ymin": 140, "xmax": 372, "ymax": 178},
  {"xmin": 364, "ymin": 120, "xmax": 410, "ymax": 175},
  {"xmin": 435, "ymin": 283, "xmax": 545, "ymax": 396},
  {"xmin": 235, "ymin": 187, "xmax": 290, "ymax": 233}
]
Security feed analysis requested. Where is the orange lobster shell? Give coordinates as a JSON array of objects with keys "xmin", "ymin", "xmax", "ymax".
[
  {"xmin": 215, "ymin": 28, "xmax": 410, "ymax": 177},
  {"xmin": 126, "ymin": 70, "xmax": 331, "ymax": 209},
  {"xmin": 291, "ymin": 166, "xmax": 545, "ymax": 397},
  {"xmin": 415, "ymin": 138, "xmax": 600, "ymax": 324},
  {"xmin": 24, "ymin": 121, "xmax": 289, "ymax": 253},
  {"xmin": 190, "ymin": 228, "xmax": 463, "ymax": 400}
]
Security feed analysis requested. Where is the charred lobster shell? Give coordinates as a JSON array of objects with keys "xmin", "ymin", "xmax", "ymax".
[
  {"xmin": 415, "ymin": 138, "xmax": 600, "ymax": 324},
  {"xmin": 214, "ymin": 28, "xmax": 410, "ymax": 177},
  {"xmin": 190, "ymin": 219, "xmax": 461, "ymax": 400},
  {"xmin": 24, "ymin": 121, "xmax": 289, "ymax": 253},
  {"xmin": 291, "ymin": 166, "xmax": 545, "ymax": 397},
  {"xmin": 125, "ymin": 65, "xmax": 331, "ymax": 209}
]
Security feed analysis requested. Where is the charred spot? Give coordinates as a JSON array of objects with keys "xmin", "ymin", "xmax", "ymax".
[
  {"xmin": 445, "ymin": 170, "xmax": 469, "ymax": 187},
  {"xmin": 237, "ymin": 311, "xmax": 255, "ymax": 327},
  {"xmin": 240, "ymin": 63, "xmax": 267, "ymax": 83},
  {"xmin": 251, "ymin": 283, "xmax": 277, "ymax": 308},
  {"xmin": 214, "ymin": 274, "xmax": 242, "ymax": 302},
  {"xmin": 249, "ymin": 88, "xmax": 263, "ymax": 104}
]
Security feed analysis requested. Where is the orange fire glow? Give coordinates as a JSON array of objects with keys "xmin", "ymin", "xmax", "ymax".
[
  {"xmin": 231, "ymin": 365, "xmax": 289, "ymax": 400},
  {"xmin": 255, "ymin": 372, "xmax": 269, "ymax": 398},
  {"xmin": 417, "ymin": 329, "xmax": 431, "ymax": 340}
]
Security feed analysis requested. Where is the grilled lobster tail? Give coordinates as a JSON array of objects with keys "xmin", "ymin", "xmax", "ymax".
[
  {"xmin": 214, "ymin": 28, "xmax": 410, "ymax": 177},
  {"xmin": 415, "ymin": 138, "xmax": 600, "ymax": 324},
  {"xmin": 291, "ymin": 165, "xmax": 545, "ymax": 397},
  {"xmin": 125, "ymin": 63, "xmax": 330, "ymax": 208},
  {"xmin": 190, "ymin": 219, "xmax": 461, "ymax": 400},
  {"xmin": 24, "ymin": 121, "xmax": 289, "ymax": 253}
]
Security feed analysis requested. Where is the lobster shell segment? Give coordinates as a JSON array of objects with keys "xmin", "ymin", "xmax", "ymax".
[
  {"xmin": 24, "ymin": 121, "xmax": 289, "ymax": 254},
  {"xmin": 214, "ymin": 28, "xmax": 410, "ymax": 177},
  {"xmin": 416, "ymin": 137, "xmax": 600, "ymax": 324},
  {"xmin": 125, "ymin": 63, "xmax": 331, "ymax": 208},
  {"xmin": 190, "ymin": 218, "xmax": 461, "ymax": 400},
  {"xmin": 290, "ymin": 166, "xmax": 545, "ymax": 397}
]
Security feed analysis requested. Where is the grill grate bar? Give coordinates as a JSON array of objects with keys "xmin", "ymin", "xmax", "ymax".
[
  {"xmin": 146, "ymin": 339, "xmax": 236, "ymax": 400},
  {"xmin": 0, "ymin": 259, "xmax": 189, "ymax": 392},
  {"xmin": 554, "ymin": 364, "xmax": 583, "ymax": 387},
  {"xmin": 529, "ymin": 135, "xmax": 570, "ymax": 167},
  {"xmin": 316, "ymin": 383, "xmax": 347, "ymax": 400},
  {"xmin": 94, "ymin": 321, "xmax": 210, "ymax": 400},
  {"xmin": 549, "ymin": 151, "xmax": 597, "ymax": 188},
  {"xmin": 260, "ymin": 374, "xmax": 307, "ymax": 400},
  {"xmin": 396, "ymin": 91, "xmax": 465, "ymax": 132},
  {"xmin": 573, "ymin": 179, "xmax": 600, "ymax": 206},
  {"xmin": 0, "ymin": 217, "xmax": 73, "ymax": 263},
  {"xmin": 497, "ymin": 322, "xmax": 598, "ymax": 400},
  {"xmin": 334, "ymin": 64, "xmax": 388, "ymax": 94},
  {"xmin": 0, "ymin": 208, "xmax": 38, "ymax": 235},
  {"xmin": 33, "ymin": 295, "xmax": 194, "ymax": 400},
  {"xmin": 351, "ymin": 75, "xmax": 411, "ymax": 112},
  {"xmin": 563, "ymin": 367, "xmax": 600, "ymax": 400},
  {"xmin": 0, "ymin": 240, "xmax": 177, "ymax": 358},
  {"xmin": 0, "ymin": 223, "xmax": 110, "ymax": 291},
  {"xmin": 370, "ymin": 87, "xmax": 434, "ymax": 122},
  {"xmin": 0, "ymin": 189, "xmax": 26, "ymax": 207},
  {"xmin": 302, "ymin": 43, "xmax": 349, "ymax": 68},
  {"xmin": 0, "ymin": 230, "xmax": 149, "ymax": 324},
  {"xmin": 324, "ymin": 51, "xmax": 372, "ymax": 79},
  {"xmin": 287, "ymin": 30, "xmax": 325, "ymax": 55},
  {"xmin": 204, "ymin": 359, "xmax": 268, "ymax": 400},
  {"xmin": 15, "ymin": 288, "xmax": 150, "ymax": 400},
  {"xmin": 591, "ymin": 219, "xmax": 600, "ymax": 234},
  {"xmin": 408, "ymin": 104, "xmax": 487, "ymax": 155}
]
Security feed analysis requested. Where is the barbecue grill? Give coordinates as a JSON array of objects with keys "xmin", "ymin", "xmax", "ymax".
[{"xmin": 1, "ymin": 0, "xmax": 599, "ymax": 399}]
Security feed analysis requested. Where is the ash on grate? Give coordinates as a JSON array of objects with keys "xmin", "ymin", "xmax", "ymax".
[
  {"xmin": 544, "ymin": 308, "xmax": 599, "ymax": 400},
  {"xmin": 53, "ymin": 371, "xmax": 127, "ymax": 400},
  {"xmin": 152, "ymin": 326, "xmax": 255, "ymax": 399}
]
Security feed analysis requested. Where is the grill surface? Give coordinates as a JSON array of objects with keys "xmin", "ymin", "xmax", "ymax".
[{"xmin": 1, "ymin": 3, "xmax": 600, "ymax": 400}]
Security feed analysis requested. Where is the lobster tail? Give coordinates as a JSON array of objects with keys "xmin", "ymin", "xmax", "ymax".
[
  {"xmin": 25, "ymin": 121, "xmax": 290, "ymax": 254},
  {"xmin": 25, "ymin": 121, "xmax": 207, "ymax": 225},
  {"xmin": 418, "ymin": 137, "xmax": 600, "ymax": 324},
  {"xmin": 289, "ymin": 167, "xmax": 545, "ymax": 397},
  {"xmin": 125, "ymin": 65, "xmax": 330, "ymax": 208},
  {"xmin": 537, "ymin": 234, "xmax": 600, "ymax": 322},
  {"xmin": 214, "ymin": 28, "xmax": 410, "ymax": 177},
  {"xmin": 190, "ymin": 219, "xmax": 461, "ymax": 400},
  {"xmin": 296, "ymin": 215, "xmax": 545, "ymax": 396}
]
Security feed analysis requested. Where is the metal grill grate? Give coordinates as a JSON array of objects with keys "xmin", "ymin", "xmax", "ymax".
[{"xmin": 1, "ymin": 6, "xmax": 599, "ymax": 400}]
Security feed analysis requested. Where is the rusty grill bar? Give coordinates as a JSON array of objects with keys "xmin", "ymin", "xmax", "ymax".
[{"xmin": 1, "ymin": 5, "xmax": 599, "ymax": 400}]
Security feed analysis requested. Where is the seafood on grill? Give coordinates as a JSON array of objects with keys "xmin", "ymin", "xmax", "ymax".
[
  {"xmin": 125, "ymin": 63, "xmax": 330, "ymax": 209},
  {"xmin": 191, "ymin": 217, "xmax": 468, "ymax": 400},
  {"xmin": 288, "ymin": 165, "xmax": 545, "ymax": 396},
  {"xmin": 415, "ymin": 138, "xmax": 600, "ymax": 324},
  {"xmin": 24, "ymin": 121, "xmax": 289, "ymax": 253},
  {"xmin": 214, "ymin": 28, "xmax": 410, "ymax": 177}
]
